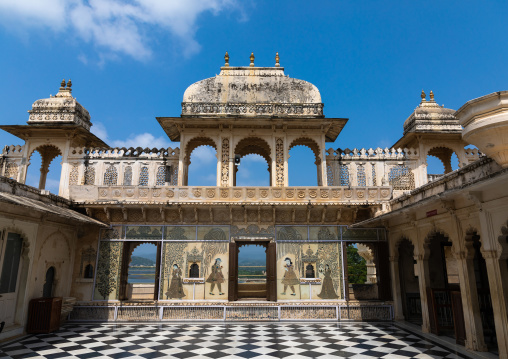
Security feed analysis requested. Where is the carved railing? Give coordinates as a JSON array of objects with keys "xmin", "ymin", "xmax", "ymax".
[{"xmin": 69, "ymin": 185, "xmax": 392, "ymax": 204}]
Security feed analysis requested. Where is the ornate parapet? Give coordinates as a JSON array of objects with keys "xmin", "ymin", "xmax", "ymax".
[
  {"xmin": 325, "ymin": 147, "xmax": 419, "ymax": 190},
  {"xmin": 181, "ymin": 102, "xmax": 324, "ymax": 117},
  {"xmin": 70, "ymin": 185, "xmax": 393, "ymax": 204}
]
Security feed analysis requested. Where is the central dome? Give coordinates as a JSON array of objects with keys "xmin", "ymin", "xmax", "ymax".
[{"xmin": 181, "ymin": 66, "xmax": 323, "ymax": 118}]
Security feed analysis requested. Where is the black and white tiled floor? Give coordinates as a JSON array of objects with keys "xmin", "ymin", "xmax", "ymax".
[{"xmin": 0, "ymin": 322, "xmax": 480, "ymax": 359}]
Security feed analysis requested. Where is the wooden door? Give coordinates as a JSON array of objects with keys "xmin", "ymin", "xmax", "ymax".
[
  {"xmin": 266, "ymin": 242, "xmax": 277, "ymax": 302},
  {"xmin": 0, "ymin": 232, "xmax": 23, "ymax": 327},
  {"xmin": 228, "ymin": 242, "xmax": 238, "ymax": 302},
  {"xmin": 154, "ymin": 242, "xmax": 162, "ymax": 300}
]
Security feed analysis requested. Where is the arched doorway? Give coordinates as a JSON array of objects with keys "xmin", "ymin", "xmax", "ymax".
[{"xmin": 43, "ymin": 267, "xmax": 55, "ymax": 298}]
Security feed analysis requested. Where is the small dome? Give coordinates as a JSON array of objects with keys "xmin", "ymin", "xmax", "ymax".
[
  {"xmin": 182, "ymin": 66, "xmax": 323, "ymax": 118},
  {"xmin": 27, "ymin": 80, "xmax": 92, "ymax": 131},
  {"xmin": 403, "ymin": 91, "xmax": 461, "ymax": 135}
]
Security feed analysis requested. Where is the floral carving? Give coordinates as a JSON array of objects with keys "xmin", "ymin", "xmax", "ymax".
[
  {"xmin": 221, "ymin": 138, "xmax": 229, "ymax": 186},
  {"xmin": 275, "ymin": 138, "xmax": 284, "ymax": 187},
  {"xmin": 166, "ymin": 189, "xmax": 175, "ymax": 198},
  {"xmin": 95, "ymin": 241, "xmax": 122, "ymax": 300}
]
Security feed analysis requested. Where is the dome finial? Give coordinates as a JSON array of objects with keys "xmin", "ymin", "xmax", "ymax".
[
  {"xmin": 67, "ymin": 79, "xmax": 72, "ymax": 92},
  {"xmin": 60, "ymin": 79, "xmax": 66, "ymax": 89},
  {"xmin": 275, "ymin": 52, "xmax": 280, "ymax": 67},
  {"xmin": 421, "ymin": 90, "xmax": 426, "ymax": 103},
  {"xmin": 224, "ymin": 52, "xmax": 229, "ymax": 67},
  {"xmin": 249, "ymin": 52, "xmax": 255, "ymax": 67},
  {"xmin": 429, "ymin": 90, "xmax": 434, "ymax": 101}
]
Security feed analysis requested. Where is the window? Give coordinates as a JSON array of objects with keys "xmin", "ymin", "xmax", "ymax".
[{"xmin": 0, "ymin": 233, "xmax": 23, "ymax": 293}]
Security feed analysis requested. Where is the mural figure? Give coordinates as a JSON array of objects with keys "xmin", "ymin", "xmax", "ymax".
[
  {"xmin": 206, "ymin": 258, "xmax": 225, "ymax": 295},
  {"xmin": 281, "ymin": 257, "xmax": 299, "ymax": 296},
  {"xmin": 317, "ymin": 264, "xmax": 339, "ymax": 299},
  {"xmin": 166, "ymin": 264, "xmax": 186, "ymax": 299}
]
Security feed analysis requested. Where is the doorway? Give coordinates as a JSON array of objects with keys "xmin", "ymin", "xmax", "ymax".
[
  {"xmin": 237, "ymin": 244, "xmax": 267, "ymax": 299},
  {"xmin": 229, "ymin": 240, "xmax": 276, "ymax": 301},
  {"xmin": 0, "ymin": 233, "xmax": 23, "ymax": 328}
]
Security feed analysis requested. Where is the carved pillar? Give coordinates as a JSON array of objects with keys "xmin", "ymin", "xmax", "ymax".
[
  {"xmin": 389, "ymin": 254, "xmax": 404, "ymax": 320},
  {"xmin": 219, "ymin": 137, "xmax": 231, "ymax": 187},
  {"xmin": 482, "ymin": 249, "xmax": 508, "ymax": 358},
  {"xmin": 415, "ymin": 250, "xmax": 432, "ymax": 333},
  {"xmin": 454, "ymin": 249, "xmax": 487, "ymax": 351},
  {"xmin": 274, "ymin": 137, "xmax": 285, "ymax": 187},
  {"xmin": 59, "ymin": 140, "xmax": 72, "ymax": 198}
]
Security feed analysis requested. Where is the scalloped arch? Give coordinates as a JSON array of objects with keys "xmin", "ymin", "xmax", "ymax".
[{"xmin": 288, "ymin": 137, "xmax": 321, "ymax": 161}]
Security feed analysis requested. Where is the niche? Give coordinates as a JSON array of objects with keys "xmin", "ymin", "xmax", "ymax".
[
  {"xmin": 189, "ymin": 263, "xmax": 200, "ymax": 278},
  {"xmin": 305, "ymin": 263, "xmax": 316, "ymax": 278}
]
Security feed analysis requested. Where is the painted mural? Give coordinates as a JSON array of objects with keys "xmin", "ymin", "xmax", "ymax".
[
  {"xmin": 92, "ymin": 225, "xmax": 357, "ymax": 302},
  {"xmin": 94, "ymin": 241, "xmax": 123, "ymax": 300},
  {"xmin": 276, "ymin": 226, "xmax": 343, "ymax": 300}
]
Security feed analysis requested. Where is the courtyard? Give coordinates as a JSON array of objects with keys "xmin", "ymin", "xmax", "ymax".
[{"xmin": 0, "ymin": 322, "xmax": 488, "ymax": 359}]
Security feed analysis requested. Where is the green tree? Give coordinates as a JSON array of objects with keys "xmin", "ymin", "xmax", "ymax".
[{"xmin": 347, "ymin": 245, "xmax": 367, "ymax": 284}]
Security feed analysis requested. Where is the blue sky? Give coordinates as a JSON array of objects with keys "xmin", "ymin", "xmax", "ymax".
[{"xmin": 1, "ymin": 0, "xmax": 507, "ymax": 191}]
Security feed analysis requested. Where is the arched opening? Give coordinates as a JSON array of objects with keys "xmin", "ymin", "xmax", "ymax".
[
  {"xmin": 427, "ymin": 147, "xmax": 460, "ymax": 181},
  {"xmin": 84, "ymin": 264, "xmax": 94, "ymax": 279},
  {"xmin": 346, "ymin": 243, "xmax": 378, "ymax": 300},
  {"xmin": 235, "ymin": 154, "xmax": 270, "ymax": 186},
  {"xmin": 468, "ymin": 232, "xmax": 497, "ymax": 352},
  {"xmin": 185, "ymin": 137, "xmax": 217, "ymax": 186},
  {"xmin": 43, "ymin": 266, "xmax": 55, "ymax": 298},
  {"xmin": 398, "ymin": 239, "xmax": 422, "ymax": 325},
  {"xmin": 234, "ymin": 137, "xmax": 272, "ymax": 186},
  {"xmin": 425, "ymin": 231, "xmax": 466, "ymax": 344},
  {"xmin": 126, "ymin": 243, "xmax": 158, "ymax": 301},
  {"xmin": 288, "ymin": 138, "xmax": 321, "ymax": 186},
  {"xmin": 26, "ymin": 145, "xmax": 63, "ymax": 193}
]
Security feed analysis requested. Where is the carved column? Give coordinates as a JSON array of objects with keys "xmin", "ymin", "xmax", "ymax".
[
  {"xmin": 389, "ymin": 253, "xmax": 404, "ymax": 320},
  {"xmin": 454, "ymin": 248, "xmax": 487, "ymax": 351},
  {"xmin": 482, "ymin": 249, "xmax": 508, "ymax": 358},
  {"xmin": 219, "ymin": 137, "xmax": 231, "ymax": 187},
  {"xmin": 415, "ymin": 243, "xmax": 432, "ymax": 333},
  {"xmin": 274, "ymin": 137, "xmax": 285, "ymax": 187},
  {"xmin": 478, "ymin": 210, "xmax": 508, "ymax": 358}
]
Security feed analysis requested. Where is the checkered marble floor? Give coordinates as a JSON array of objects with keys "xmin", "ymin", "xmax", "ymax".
[{"xmin": 0, "ymin": 322, "xmax": 479, "ymax": 359}]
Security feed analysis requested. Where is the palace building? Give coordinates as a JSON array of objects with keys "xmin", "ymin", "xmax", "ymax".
[{"xmin": 0, "ymin": 54, "xmax": 507, "ymax": 357}]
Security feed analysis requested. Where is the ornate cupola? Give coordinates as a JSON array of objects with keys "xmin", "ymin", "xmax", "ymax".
[
  {"xmin": 27, "ymin": 79, "xmax": 92, "ymax": 130},
  {"xmin": 157, "ymin": 53, "xmax": 348, "ymax": 187},
  {"xmin": 401, "ymin": 90, "xmax": 461, "ymax": 136},
  {"xmin": 0, "ymin": 80, "xmax": 107, "ymax": 197},
  {"xmin": 391, "ymin": 90, "xmax": 473, "ymax": 177}
]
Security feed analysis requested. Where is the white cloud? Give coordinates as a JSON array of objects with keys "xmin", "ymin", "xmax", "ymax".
[
  {"xmin": 91, "ymin": 122, "xmax": 176, "ymax": 148},
  {"xmin": 190, "ymin": 146, "xmax": 216, "ymax": 164},
  {"xmin": 111, "ymin": 133, "xmax": 174, "ymax": 149},
  {"xmin": 0, "ymin": 0, "xmax": 241, "ymax": 60}
]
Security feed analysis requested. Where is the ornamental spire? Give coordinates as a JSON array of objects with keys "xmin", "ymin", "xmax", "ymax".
[
  {"xmin": 429, "ymin": 90, "xmax": 434, "ymax": 101},
  {"xmin": 275, "ymin": 52, "xmax": 280, "ymax": 67},
  {"xmin": 224, "ymin": 52, "xmax": 229, "ymax": 67},
  {"xmin": 420, "ymin": 90, "xmax": 426, "ymax": 103},
  {"xmin": 249, "ymin": 52, "xmax": 255, "ymax": 67}
]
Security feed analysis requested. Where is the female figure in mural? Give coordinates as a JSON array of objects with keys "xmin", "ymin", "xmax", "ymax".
[
  {"xmin": 317, "ymin": 264, "xmax": 339, "ymax": 299},
  {"xmin": 281, "ymin": 257, "xmax": 299, "ymax": 296},
  {"xmin": 206, "ymin": 258, "xmax": 225, "ymax": 295},
  {"xmin": 166, "ymin": 264, "xmax": 185, "ymax": 299}
]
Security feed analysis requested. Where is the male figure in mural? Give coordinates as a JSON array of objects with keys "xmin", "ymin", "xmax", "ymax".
[
  {"xmin": 206, "ymin": 258, "xmax": 225, "ymax": 295},
  {"xmin": 317, "ymin": 264, "xmax": 339, "ymax": 299},
  {"xmin": 166, "ymin": 264, "xmax": 185, "ymax": 299},
  {"xmin": 281, "ymin": 257, "xmax": 299, "ymax": 296}
]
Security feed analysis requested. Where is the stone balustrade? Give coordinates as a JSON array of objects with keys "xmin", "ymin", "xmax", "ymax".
[{"xmin": 69, "ymin": 185, "xmax": 393, "ymax": 204}]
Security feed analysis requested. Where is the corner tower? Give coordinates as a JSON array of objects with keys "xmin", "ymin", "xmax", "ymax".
[{"xmin": 158, "ymin": 53, "xmax": 348, "ymax": 187}]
